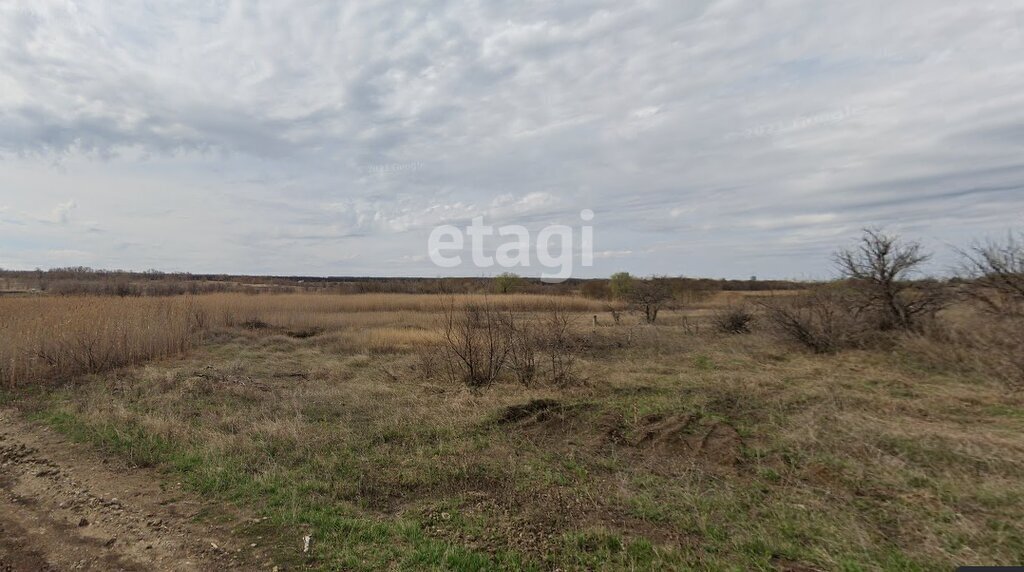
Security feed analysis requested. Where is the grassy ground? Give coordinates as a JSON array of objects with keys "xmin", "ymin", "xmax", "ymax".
[{"xmin": 4, "ymin": 302, "xmax": 1023, "ymax": 570}]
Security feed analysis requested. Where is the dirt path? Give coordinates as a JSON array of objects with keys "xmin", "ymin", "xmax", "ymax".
[{"xmin": 0, "ymin": 408, "xmax": 272, "ymax": 571}]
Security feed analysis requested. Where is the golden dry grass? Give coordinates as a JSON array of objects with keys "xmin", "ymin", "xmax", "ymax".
[
  {"xmin": 206, "ymin": 292, "xmax": 604, "ymax": 317},
  {"xmin": 0, "ymin": 296, "xmax": 200, "ymax": 386},
  {"xmin": 0, "ymin": 292, "xmax": 605, "ymax": 386}
]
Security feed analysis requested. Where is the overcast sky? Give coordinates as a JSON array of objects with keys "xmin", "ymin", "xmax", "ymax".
[{"xmin": 2, "ymin": 1, "xmax": 1023, "ymax": 279}]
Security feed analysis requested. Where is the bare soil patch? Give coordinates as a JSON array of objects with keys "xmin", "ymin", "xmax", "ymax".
[{"xmin": 0, "ymin": 409, "xmax": 268, "ymax": 571}]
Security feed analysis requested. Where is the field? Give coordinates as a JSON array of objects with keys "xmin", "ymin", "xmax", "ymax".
[{"xmin": 2, "ymin": 290, "xmax": 1023, "ymax": 570}]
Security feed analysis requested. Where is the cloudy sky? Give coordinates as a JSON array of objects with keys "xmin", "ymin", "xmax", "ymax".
[{"xmin": 2, "ymin": 1, "xmax": 1023, "ymax": 279}]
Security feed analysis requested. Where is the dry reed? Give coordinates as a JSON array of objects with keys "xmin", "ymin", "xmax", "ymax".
[
  {"xmin": 0, "ymin": 296, "xmax": 202, "ymax": 386},
  {"xmin": 0, "ymin": 292, "xmax": 605, "ymax": 386}
]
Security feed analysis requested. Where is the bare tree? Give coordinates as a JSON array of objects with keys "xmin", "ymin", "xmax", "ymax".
[
  {"xmin": 958, "ymin": 231, "xmax": 1024, "ymax": 315},
  {"xmin": 833, "ymin": 228, "xmax": 945, "ymax": 330},
  {"xmin": 630, "ymin": 277, "xmax": 673, "ymax": 324}
]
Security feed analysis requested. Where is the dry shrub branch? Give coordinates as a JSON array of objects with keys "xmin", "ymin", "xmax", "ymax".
[{"xmin": 437, "ymin": 297, "xmax": 582, "ymax": 389}]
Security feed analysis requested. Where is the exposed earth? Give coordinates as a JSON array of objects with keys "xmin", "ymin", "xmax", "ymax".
[{"xmin": 0, "ymin": 408, "xmax": 269, "ymax": 571}]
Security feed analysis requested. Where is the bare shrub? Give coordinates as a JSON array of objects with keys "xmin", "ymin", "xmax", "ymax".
[
  {"xmin": 502, "ymin": 306, "xmax": 582, "ymax": 387},
  {"xmin": 540, "ymin": 306, "xmax": 580, "ymax": 386},
  {"xmin": 504, "ymin": 312, "xmax": 541, "ymax": 387},
  {"xmin": 834, "ymin": 228, "xmax": 947, "ymax": 331},
  {"xmin": 412, "ymin": 347, "xmax": 441, "ymax": 382},
  {"xmin": 440, "ymin": 298, "xmax": 509, "ymax": 388},
  {"xmin": 760, "ymin": 288, "xmax": 867, "ymax": 353},
  {"xmin": 712, "ymin": 305, "xmax": 755, "ymax": 334},
  {"xmin": 958, "ymin": 232, "xmax": 1024, "ymax": 316}
]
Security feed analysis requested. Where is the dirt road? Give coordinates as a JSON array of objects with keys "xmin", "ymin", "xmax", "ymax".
[{"xmin": 0, "ymin": 408, "xmax": 270, "ymax": 571}]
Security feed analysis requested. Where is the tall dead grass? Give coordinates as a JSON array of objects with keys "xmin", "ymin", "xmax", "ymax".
[
  {"xmin": 202, "ymin": 292, "xmax": 602, "ymax": 318},
  {"xmin": 0, "ymin": 292, "xmax": 604, "ymax": 386},
  {"xmin": 0, "ymin": 296, "xmax": 203, "ymax": 386},
  {"xmin": 201, "ymin": 293, "xmax": 605, "ymax": 346},
  {"xmin": 901, "ymin": 304, "xmax": 1024, "ymax": 391}
]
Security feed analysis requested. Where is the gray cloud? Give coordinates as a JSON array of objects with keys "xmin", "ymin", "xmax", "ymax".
[{"xmin": 1, "ymin": 0, "xmax": 1023, "ymax": 278}]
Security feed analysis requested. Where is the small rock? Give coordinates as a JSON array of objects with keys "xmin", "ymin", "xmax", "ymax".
[{"xmin": 78, "ymin": 518, "xmax": 89, "ymax": 527}]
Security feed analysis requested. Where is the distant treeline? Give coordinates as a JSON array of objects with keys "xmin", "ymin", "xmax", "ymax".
[{"xmin": 0, "ymin": 267, "xmax": 805, "ymax": 298}]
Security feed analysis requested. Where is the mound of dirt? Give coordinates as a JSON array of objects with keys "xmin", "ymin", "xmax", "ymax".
[
  {"xmin": 496, "ymin": 400, "xmax": 602, "ymax": 445},
  {"xmin": 635, "ymin": 413, "xmax": 700, "ymax": 450},
  {"xmin": 498, "ymin": 399, "xmax": 563, "ymax": 424},
  {"xmin": 632, "ymin": 413, "xmax": 744, "ymax": 468}
]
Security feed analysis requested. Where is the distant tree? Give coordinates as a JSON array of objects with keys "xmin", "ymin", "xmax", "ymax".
[
  {"xmin": 833, "ymin": 228, "xmax": 945, "ymax": 330},
  {"xmin": 493, "ymin": 272, "xmax": 522, "ymax": 294},
  {"xmin": 630, "ymin": 276, "xmax": 673, "ymax": 324},
  {"xmin": 609, "ymin": 272, "xmax": 633, "ymax": 300}
]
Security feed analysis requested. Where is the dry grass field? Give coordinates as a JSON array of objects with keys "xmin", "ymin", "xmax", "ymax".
[
  {"xmin": 0, "ymin": 293, "xmax": 606, "ymax": 386},
  {"xmin": 2, "ymin": 288, "xmax": 1023, "ymax": 570}
]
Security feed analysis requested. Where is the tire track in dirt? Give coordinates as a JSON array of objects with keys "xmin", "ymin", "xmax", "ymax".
[{"xmin": 0, "ymin": 408, "xmax": 271, "ymax": 571}]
